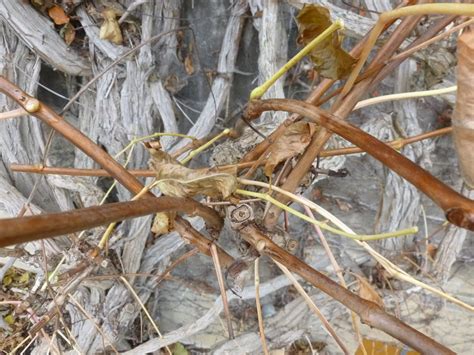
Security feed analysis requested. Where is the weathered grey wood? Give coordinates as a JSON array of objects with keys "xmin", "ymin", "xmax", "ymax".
[
  {"xmin": 0, "ymin": 2, "xmax": 90, "ymax": 76},
  {"xmin": 66, "ymin": 2, "xmax": 192, "ymax": 351},
  {"xmin": 253, "ymin": 0, "xmax": 288, "ymax": 124},
  {"xmin": 66, "ymin": 231, "xmax": 185, "ymax": 353},
  {"xmin": 0, "ymin": 24, "xmax": 74, "ymax": 213},
  {"xmin": 149, "ymin": 1, "xmax": 182, "ymax": 150},
  {"xmin": 122, "ymin": 275, "xmax": 292, "ymax": 354},
  {"xmin": 364, "ymin": 0, "xmax": 393, "ymax": 20},
  {"xmin": 76, "ymin": 7, "xmax": 126, "ymax": 61},
  {"xmin": 375, "ymin": 60, "xmax": 428, "ymax": 252},
  {"xmin": 172, "ymin": 0, "xmax": 248, "ymax": 152}
]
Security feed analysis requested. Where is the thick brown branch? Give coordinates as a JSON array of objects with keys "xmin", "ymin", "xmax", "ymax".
[
  {"xmin": 0, "ymin": 76, "xmax": 229, "ymax": 263},
  {"xmin": 239, "ymin": 223, "xmax": 455, "ymax": 354},
  {"xmin": 0, "ymin": 197, "xmax": 222, "ymax": 248},
  {"xmin": 174, "ymin": 218, "xmax": 233, "ymax": 268},
  {"xmin": 247, "ymin": 98, "xmax": 474, "ymax": 231},
  {"xmin": 262, "ymin": 15, "xmax": 456, "ymax": 228},
  {"xmin": 239, "ymin": 0, "xmax": 417, "ymax": 166}
]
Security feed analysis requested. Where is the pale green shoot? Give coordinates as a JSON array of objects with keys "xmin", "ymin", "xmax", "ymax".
[
  {"xmin": 235, "ymin": 188, "xmax": 417, "ymax": 241},
  {"xmin": 250, "ymin": 19, "xmax": 344, "ymax": 100},
  {"xmin": 180, "ymin": 128, "xmax": 231, "ymax": 164}
]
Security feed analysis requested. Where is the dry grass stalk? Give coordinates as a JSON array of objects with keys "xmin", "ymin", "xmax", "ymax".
[
  {"xmin": 210, "ymin": 244, "xmax": 234, "ymax": 339},
  {"xmin": 254, "ymin": 257, "xmax": 270, "ymax": 355},
  {"xmin": 273, "ymin": 259, "xmax": 349, "ymax": 354}
]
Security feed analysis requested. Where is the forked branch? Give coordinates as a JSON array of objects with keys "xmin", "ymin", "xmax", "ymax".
[
  {"xmin": 246, "ymin": 99, "xmax": 474, "ymax": 231},
  {"xmin": 0, "ymin": 76, "xmax": 227, "ymax": 262}
]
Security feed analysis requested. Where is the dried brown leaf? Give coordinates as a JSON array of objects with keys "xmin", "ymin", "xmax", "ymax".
[
  {"xmin": 60, "ymin": 22, "xmax": 76, "ymax": 46},
  {"xmin": 335, "ymin": 198, "xmax": 352, "ymax": 212},
  {"xmin": 353, "ymin": 273, "xmax": 384, "ymax": 308},
  {"xmin": 296, "ymin": 5, "xmax": 332, "ymax": 44},
  {"xmin": 296, "ymin": 5, "xmax": 356, "ymax": 79},
  {"xmin": 148, "ymin": 147, "xmax": 237, "ymax": 198},
  {"xmin": 48, "ymin": 5, "xmax": 70, "ymax": 25},
  {"xmin": 264, "ymin": 121, "xmax": 318, "ymax": 176},
  {"xmin": 426, "ymin": 243, "xmax": 438, "ymax": 260},
  {"xmin": 184, "ymin": 54, "xmax": 194, "ymax": 75},
  {"xmin": 100, "ymin": 8, "xmax": 123, "ymax": 45}
]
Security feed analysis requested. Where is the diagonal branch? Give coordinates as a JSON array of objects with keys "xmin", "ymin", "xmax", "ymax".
[
  {"xmin": 0, "ymin": 76, "xmax": 228, "ymax": 262},
  {"xmin": 239, "ymin": 223, "xmax": 455, "ymax": 354},
  {"xmin": 260, "ymin": 14, "xmax": 455, "ymax": 228},
  {"xmin": 246, "ymin": 98, "xmax": 474, "ymax": 231}
]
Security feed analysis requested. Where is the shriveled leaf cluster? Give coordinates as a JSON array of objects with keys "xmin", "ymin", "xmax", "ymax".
[
  {"xmin": 264, "ymin": 121, "xmax": 318, "ymax": 176},
  {"xmin": 148, "ymin": 146, "xmax": 237, "ymax": 199},
  {"xmin": 296, "ymin": 5, "xmax": 355, "ymax": 79},
  {"xmin": 353, "ymin": 273, "xmax": 384, "ymax": 308},
  {"xmin": 100, "ymin": 8, "xmax": 123, "ymax": 44}
]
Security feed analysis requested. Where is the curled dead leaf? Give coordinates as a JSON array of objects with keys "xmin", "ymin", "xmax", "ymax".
[
  {"xmin": 335, "ymin": 198, "xmax": 352, "ymax": 212},
  {"xmin": 148, "ymin": 146, "xmax": 237, "ymax": 199},
  {"xmin": 48, "ymin": 5, "xmax": 70, "ymax": 25},
  {"xmin": 426, "ymin": 243, "xmax": 438, "ymax": 261},
  {"xmin": 296, "ymin": 5, "xmax": 355, "ymax": 79},
  {"xmin": 151, "ymin": 211, "xmax": 175, "ymax": 235},
  {"xmin": 353, "ymin": 273, "xmax": 384, "ymax": 308},
  {"xmin": 264, "ymin": 121, "xmax": 318, "ymax": 176},
  {"xmin": 60, "ymin": 22, "xmax": 76, "ymax": 46},
  {"xmin": 100, "ymin": 8, "xmax": 123, "ymax": 45},
  {"xmin": 184, "ymin": 54, "xmax": 194, "ymax": 75}
]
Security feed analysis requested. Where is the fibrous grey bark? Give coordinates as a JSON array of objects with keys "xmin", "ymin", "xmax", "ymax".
[
  {"xmin": 0, "ymin": 23, "xmax": 74, "ymax": 214},
  {"xmin": 0, "ymin": 2, "xmax": 90, "ymax": 76},
  {"xmin": 433, "ymin": 185, "xmax": 474, "ymax": 281},
  {"xmin": 172, "ymin": 0, "xmax": 248, "ymax": 152},
  {"xmin": 252, "ymin": 0, "xmax": 288, "ymax": 124},
  {"xmin": 375, "ymin": 60, "xmax": 433, "ymax": 252}
]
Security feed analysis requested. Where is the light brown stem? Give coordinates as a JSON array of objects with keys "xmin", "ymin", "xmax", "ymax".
[
  {"xmin": 262, "ymin": 15, "xmax": 455, "ymax": 228},
  {"xmin": 0, "ymin": 76, "xmax": 229, "ymax": 264},
  {"xmin": 210, "ymin": 244, "xmax": 234, "ymax": 339},
  {"xmin": 0, "ymin": 108, "xmax": 26, "ymax": 120},
  {"xmin": 239, "ymin": 223, "xmax": 455, "ymax": 354},
  {"xmin": 10, "ymin": 127, "xmax": 452, "ymax": 178},
  {"xmin": 0, "ymin": 197, "xmax": 222, "ymax": 248},
  {"xmin": 248, "ymin": 98, "xmax": 474, "ymax": 231}
]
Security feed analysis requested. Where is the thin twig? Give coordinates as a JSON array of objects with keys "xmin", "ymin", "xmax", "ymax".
[
  {"xmin": 9, "ymin": 125, "xmax": 453, "ymax": 178},
  {"xmin": 120, "ymin": 276, "xmax": 172, "ymax": 354},
  {"xmin": 273, "ymin": 259, "xmax": 349, "ymax": 355},
  {"xmin": 342, "ymin": 4, "xmax": 474, "ymax": 95},
  {"xmin": 210, "ymin": 244, "xmax": 234, "ymax": 339},
  {"xmin": 254, "ymin": 257, "xmax": 269, "ymax": 355},
  {"xmin": 68, "ymin": 295, "xmax": 119, "ymax": 354},
  {"xmin": 353, "ymin": 86, "xmax": 456, "ymax": 110},
  {"xmin": 303, "ymin": 205, "xmax": 364, "ymax": 352},
  {"xmin": 154, "ymin": 248, "xmax": 199, "ymax": 285},
  {"xmin": 389, "ymin": 18, "xmax": 474, "ymax": 63},
  {"xmin": 0, "ymin": 108, "xmax": 26, "ymax": 120}
]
